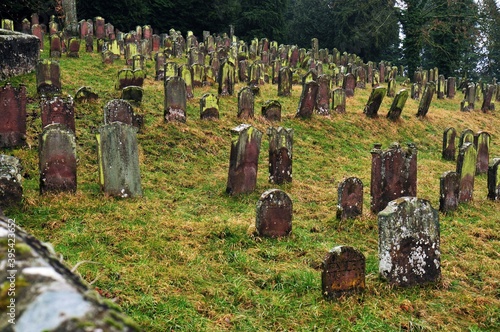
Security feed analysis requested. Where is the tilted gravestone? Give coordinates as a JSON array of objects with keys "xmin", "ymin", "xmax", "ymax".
[
  {"xmin": 442, "ymin": 127, "xmax": 457, "ymax": 161},
  {"xmin": 36, "ymin": 59, "xmax": 61, "ymax": 96},
  {"xmin": 316, "ymin": 75, "xmax": 331, "ymax": 115},
  {"xmin": 164, "ymin": 76, "xmax": 187, "ymax": 122},
  {"xmin": 460, "ymin": 83, "xmax": 475, "ymax": 112},
  {"xmin": 337, "ymin": 177, "xmax": 363, "ymax": 220},
  {"xmin": 371, "ymin": 143, "xmax": 418, "ymax": 213},
  {"xmin": 474, "ymin": 131, "xmax": 491, "ymax": 175},
  {"xmin": 0, "ymin": 155, "xmax": 23, "ymax": 209},
  {"xmin": 39, "ymin": 124, "xmax": 77, "ymax": 194},
  {"xmin": 322, "ymin": 246, "xmax": 365, "ymax": 299},
  {"xmin": 268, "ymin": 127, "xmax": 293, "ymax": 184},
  {"xmin": 255, "ymin": 189, "xmax": 292, "ymax": 237},
  {"xmin": 104, "ymin": 99, "xmax": 143, "ymax": 129},
  {"xmin": 416, "ymin": 82, "xmax": 436, "ymax": 117},
  {"xmin": 0, "ymin": 83, "xmax": 27, "ymax": 148},
  {"xmin": 456, "ymin": 142, "xmax": 477, "ymax": 203},
  {"xmin": 459, "ymin": 128, "xmax": 474, "ymax": 149},
  {"xmin": 439, "ymin": 171, "xmax": 460, "ymax": 213},
  {"xmin": 261, "ymin": 100, "xmax": 282, "ymax": 121},
  {"xmin": 386, "ymin": 89, "xmax": 409, "ymax": 121},
  {"xmin": 96, "ymin": 122, "xmax": 142, "ymax": 198},
  {"xmin": 343, "ymin": 73, "xmax": 356, "ymax": 97},
  {"xmin": 237, "ymin": 86, "xmax": 255, "ymax": 119},
  {"xmin": 296, "ymin": 80, "xmax": 319, "ymax": 119},
  {"xmin": 387, "ymin": 78, "xmax": 396, "ymax": 98},
  {"xmin": 75, "ymin": 86, "xmax": 98, "ymax": 102},
  {"xmin": 226, "ymin": 124, "xmax": 262, "ymax": 195},
  {"xmin": 481, "ymin": 84, "xmax": 496, "ymax": 112},
  {"xmin": 41, "ymin": 96, "xmax": 75, "ymax": 133},
  {"xmin": 200, "ymin": 93, "xmax": 219, "ymax": 120},
  {"xmin": 378, "ymin": 197, "xmax": 440, "ymax": 287},
  {"xmin": 487, "ymin": 158, "xmax": 500, "ymax": 200},
  {"xmin": 218, "ymin": 60, "xmax": 235, "ymax": 96},
  {"xmin": 277, "ymin": 67, "xmax": 292, "ymax": 97},
  {"xmin": 364, "ymin": 86, "xmax": 386, "ymax": 118},
  {"xmin": 331, "ymin": 88, "xmax": 346, "ymax": 114}
]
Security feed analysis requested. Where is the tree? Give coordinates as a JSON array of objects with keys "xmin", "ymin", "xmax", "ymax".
[
  {"xmin": 236, "ymin": 0, "xmax": 289, "ymax": 42},
  {"xmin": 476, "ymin": 0, "xmax": 500, "ymax": 80}
]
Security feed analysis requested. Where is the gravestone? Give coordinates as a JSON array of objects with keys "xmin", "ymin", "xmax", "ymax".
[
  {"xmin": 442, "ymin": 127, "xmax": 457, "ymax": 161},
  {"xmin": 322, "ymin": 246, "xmax": 365, "ymax": 299},
  {"xmin": 116, "ymin": 69, "xmax": 145, "ymax": 89},
  {"xmin": 96, "ymin": 122, "xmax": 142, "ymax": 198},
  {"xmin": 296, "ymin": 80, "xmax": 319, "ymax": 119},
  {"xmin": 154, "ymin": 52, "xmax": 166, "ymax": 81},
  {"xmin": 0, "ymin": 155, "xmax": 23, "ymax": 209},
  {"xmin": 459, "ymin": 128, "xmax": 474, "ymax": 149},
  {"xmin": 364, "ymin": 86, "xmax": 386, "ymax": 118},
  {"xmin": 226, "ymin": 124, "xmax": 262, "ymax": 195},
  {"xmin": 481, "ymin": 84, "xmax": 496, "ymax": 112},
  {"xmin": 200, "ymin": 93, "xmax": 219, "ymax": 120},
  {"xmin": 386, "ymin": 89, "xmax": 409, "ymax": 121},
  {"xmin": 271, "ymin": 60, "xmax": 281, "ymax": 84},
  {"xmin": 332, "ymin": 88, "xmax": 346, "ymax": 114},
  {"xmin": 439, "ymin": 171, "xmax": 460, "ymax": 213},
  {"xmin": 67, "ymin": 38, "xmax": 80, "ymax": 57},
  {"xmin": 101, "ymin": 50, "xmax": 114, "ymax": 64},
  {"xmin": 416, "ymin": 82, "xmax": 436, "ymax": 117},
  {"xmin": 49, "ymin": 34, "xmax": 62, "ymax": 58},
  {"xmin": 456, "ymin": 142, "xmax": 477, "ymax": 203},
  {"xmin": 121, "ymin": 86, "xmax": 144, "ymax": 104},
  {"xmin": 343, "ymin": 73, "xmax": 356, "ymax": 97},
  {"xmin": 178, "ymin": 65, "xmax": 194, "ymax": 99},
  {"xmin": 278, "ymin": 67, "xmax": 292, "ymax": 97},
  {"xmin": 387, "ymin": 78, "xmax": 396, "ymax": 98},
  {"xmin": 255, "ymin": 189, "xmax": 292, "ymax": 237},
  {"xmin": 36, "ymin": 59, "xmax": 61, "ymax": 96},
  {"xmin": 447, "ymin": 77, "xmax": 456, "ymax": 99},
  {"xmin": 460, "ymin": 83, "xmax": 475, "ymax": 112},
  {"xmin": 268, "ymin": 127, "xmax": 293, "ymax": 184},
  {"xmin": 75, "ymin": 86, "xmax": 98, "ymax": 102},
  {"xmin": 191, "ymin": 63, "xmax": 205, "ymax": 87},
  {"xmin": 378, "ymin": 197, "xmax": 440, "ymax": 287},
  {"xmin": 487, "ymin": 158, "xmax": 500, "ymax": 200},
  {"xmin": 356, "ymin": 67, "xmax": 366, "ymax": 89},
  {"xmin": 316, "ymin": 75, "xmax": 331, "ymax": 115},
  {"xmin": 261, "ymin": 100, "xmax": 281, "ymax": 121},
  {"xmin": 0, "ymin": 83, "xmax": 27, "ymax": 148},
  {"xmin": 104, "ymin": 99, "xmax": 143, "ymax": 129},
  {"xmin": 132, "ymin": 54, "xmax": 145, "ymax": 71},
  {"xmin": 164, "ymin": 76, "xmax": 187, "ymax": 122},
  {"xmin": 204, "ymin": 65, "xmax": 216, "ymax": 86},
  {"xmin": 85, "ymin": 35, "xmax": 93, "ymax": 52},
  {"xmin": 237, "ymin": 87, "xmax": 255, "ymax": 119},
  {"xmin": 437, "ymin": 75, "xmax": 446, "ymax": 99},
  {"xmin": 411, "ymin": 83, "xmax": 421, "ymax": 100},
  {"xmin": 41, "ymin": 96, "xmax": 76, "ymax": 133},
  {"xmin": 474, "ymin": 131, "xmax": 491, "ymax": 175},
  {"xmin": 371, "ymin": 143, "xmax": 418, "ymax": 213},
  {"xmin": 39, "ymin": 124, "xmax": 77, "ymax": 194},
  {"xmin": 31, "ymin": 24, "xmax": 44, "ymax": 50},
  {"xmin": 337, "ymin": 177, "xmax": 363, "ymax": 220},
  {"xmin": 218, "ymin": 60, "xmax": 235, "ymax": 96},
  {"xmin": 94, "ymin": 17, "xmax": 105, "ymax": 39}
]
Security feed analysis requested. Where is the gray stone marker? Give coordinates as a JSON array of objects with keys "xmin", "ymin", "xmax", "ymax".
[
  {"xmin": 447, "ymin": 77, "xmax": 456, "ymax": 99},
  {"xmin": 261, "ymin": 100, "xmax": 282, "ymax": 121},
  {"xmin": 364, "ymin": 86, "xmax": 387, "ymax": 118},
  {"xmin": 416, "ymin": 82, "xmax": 436, "ymax": 117},
  {"xmin": 296, "ymin": 80, "xmax": 318, "ymax": 119},
  {"xmin": 200, "ymin": 93, "xmax": 219, "ymax": 120},
  {"xmin": 378, "ymin": 197, "xmax": 440, "ymax": 287},
  {"xmin": 104, "ymin": 99, "xmax": 143, "ymax": 129},
  {"xmin": 322, "ymin": 246, "xmax": 365, "ymax": 299},
  {"xmin": 316, "ymin": 75, "xmax": 331, "ymax": 115},
  {"xmin": 226, "ymin": 124, "xmax": 262, "ymax": 195},
  {"xmin": 0, "ymin": 83, "xmax": 27, "ymax": 148},
  {"xmin": 164, "ymin": 76, "xmax": 187, "ymax": 123},
  {"xmin": 481, "ymin": 84, "xmax": 496, "ymax": 112},
  {"xmin": 474, "ymin": 131, "xmax": 491, "ymax": 175},
  {"xmin": 218, "ymin": 60, "xmax": 235, "ymax": 96},
  {"xmin": 36, "ymin": 59, "xmax": 61, "ymax": 96},
  {"xmin": 439, "ymin": 171, "xmax": 460, "ymax": 213},
  {"xmin": 155, "ymin": 52, "xmax": 166, "ymax": 81},
  {"xmin": 387, "ymin": 78, "xmax": 396, "ymax": 97},
  {"xmin": 41, "ymin": 96, "xmax": 75, "ymax": 133},
  {"xmin": 343, "ymin": 73, "xmax": 356, "ymax": 97},
  {"xmin": 442, "ymin": 127, "xmax": 457, "ymax": 161},
  {"xmin": 332, "ymin": 88, "xmax": 346, "ymax": 114},
  {"xmin": 0, "ymin": 155, "xmax": 23, "ymax": 209},
  {"xmin": 386, "ymin": 89, "xmax": 409, "ymax": 121},
  {"xmin": 487, "ymin": 158, "xmax": 500, "ymax": 200},
  {"xmin": 237, "ymin": 86, "xmax": 255, "ymax": 119},
  {"xmin": 39, "ymin": 124, "xmax": 77, "ymax": 194},
  {"xmin": 456, "ymin": 142, "xmax": 477, "ymax": 203},
  {"xmin": 370, "ymin": 143, "xmax": 418, "ymax": 213},
  {"xmin": 255, "ymin": 189, "xmax": 292, "ymax": 237},
  {"xmin": 460, "ymin": 83, "xmax": 475, "ymax": 112},
  {"xmin": 268, "ymin": 127, "xmax": 293, "ymax": 184},
  {"xmin": 278, "ymin": 67, "xmax": 292, "ymax": 97},
  {"xmin": 337, "ymin": 177, "xmax": 363, "ymax": 220},
  {"xmin": 96, "ymin": 122, "xmax": 142, "ymax": 198},
  {"xmin": 437, "ymin": 75, "xmax": 446, "ymax": 99}
]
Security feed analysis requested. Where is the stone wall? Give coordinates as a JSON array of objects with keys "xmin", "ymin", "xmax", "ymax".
[{"xmin": 0, "ymin": 29, "xmax": 40, "ymax": 80}]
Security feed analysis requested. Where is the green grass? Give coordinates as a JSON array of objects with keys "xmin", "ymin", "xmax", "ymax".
[{"xmin": 2, "ymin": 38, "xmax": 500, "ymax": 331}]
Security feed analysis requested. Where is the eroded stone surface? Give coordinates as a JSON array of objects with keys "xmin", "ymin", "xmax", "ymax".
[
  {"xmin": 474, "ymin": 131, "xmax": 491, "ymax": 175},
  {"xmin": 337, "ymin": 177, "xmax": 363, "ymax": 220},
  {"xmin": 200, "ymin": 93, "xmax": 219, "ymax": 120},
  {"xmin": 41, "ymin": 96, "xmax": 75, "ymax": 133},
  {"xmin": 364, "ymin": 86, "xmax": 386, "ymax": 118},
  {"xmin": 416, "ymin": 82, "xmax": 435, "ymax": 117},
  {"xmin": 0, "ymin": 155, "xmax": 23, "ymax": 209},
  {"xmin": 0, "ymin": 83, "xmax": 27, "ymax": 148},
  {"xmin": 255, "ymin": 189, "xmax": 292, "ymax": 237},
  {"xmin": 261, "ymin": 100, "xmax": 281, "ymax": 121},
  {"xmin": 439, "ymin": 171, "xmax": 460, "ymax": 213},
  {"xmin": 296, "ymin": 81, "xmax": 318, "ymax": 119},
  {"xmin": 267, "ymin": 127, "xmax": 293, "ymax": 184},
  {"xmin": 322, "ymin": 246, "xmax": 365, "ymax": 299},
  {"xmin": 164, "ymin": 76, "xmax": 187, "ymax": 123},
  {"xmin": 237, "ymin": 87, "xmax": 254, "ymax": 119},
  {"xmin": 442, "ymin": 127, "xmax": 457, "ymax": 161},
  {"xmin": 387, "ymin": 89, "xmax": 409, "ymax": 121},
  {"xmin": 487, "ymin": 158, "xmax": 500, "ymax": 200},
  {"xmin": 456, "ymin": 142, "xmax": 477, "ymax": 203},
  {"xmin": 0, "ymin": 29, "xmax": 40, "ymax": 80}
]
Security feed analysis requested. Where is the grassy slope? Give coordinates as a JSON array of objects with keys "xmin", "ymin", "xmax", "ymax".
[{"xmin": 3, "ymin": 40, "xmax": 500, "ymax": 331}]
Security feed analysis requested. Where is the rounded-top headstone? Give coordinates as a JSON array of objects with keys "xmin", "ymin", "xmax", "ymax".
[
  {"xmin": 322, "ymin": 246, "xmax": 365, "ymax": 299},
  {"xmin": 255, "ymin": 189, "xmax": 292, "ymax": 237}
]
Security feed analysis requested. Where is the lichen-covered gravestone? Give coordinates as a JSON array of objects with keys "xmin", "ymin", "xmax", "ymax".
[
  {"xmin": 278, "ymin": 67, "xmax": 292, "ymax": 97},
  {"xmin": 75, "ymin": 86, "xmax": 99, "ymax": 102},
  {"xmin": 481, "ymin": 84, "xmax": 496, "ymax": 112},
  {"xmin": 36, "ymin": 59, "xmax": 61, "ymax": 96},
  {"xmin": 154, "ymin": 52, "xmax": 166, "ymax": 81},
  {"xmin": 218, "ymin": 60, "xmax": 235, "ymax": 96},
  {"xmin": 116, "ymin": 69, "xmax": 145, "ymax": 90},
  {"xmin": 316, "ymin": 75, "xmax": 331, "ymax": 115},
  {"xmin": 322, "ymin": 246, "xmax": 365, "ymax": 299},
  {"xmin": 487, "ymin": 158, "xmax": 500, "ymax": 200},
  {"xmin": 50, "ymin": 34, "xmax": 62, "ymax": 58},
  {"xmin": 378, "ymin": 197, "xmax": 440, "ymax": 287},
  {"xmin": 337, "ymin": 177, "xmax": 363, "ymax": 220},
  {"xmin": 104, "ymin": 99, "xmax": 143, "ymax": 130},
  {"xmin": 39, "ymin": 124, "xmax": 77, "ymax": 194},
  {"xmin": 237, "ymin": 87, "xmax": 255, "ymax": 119},
  {"xmin": 343, "ymin": 73, "xmax": 356, "ymax": 97},
  {"xmin": 255, "ymin": 189, "xmax": 292, "ymax": 237},
  {"xmin": 474, "ymin": 131, "xmax": 491, "ymax": 175},
  {"xmin": 96, "ymin": 122, "xmax": 142, "ymax": 198},
  {"xmin": 296, "ymin": 80, "xmax": 318, "ymax": 119},
  {"xmin": 461, "ymin": 83, "xmax": 475, "ymax": 112},
  {"xmin": 200, "ymin": 93, "xmax": 219, "ymax": 120},
  {"xmin": 442, "ymin": 127, "xmax": 457, "ymax": 161},
  {"xmin": 268, "ymin": 127, "xmax": 293, "ymax": 184},
  {"xmin": 41, "ymin": 96, "xmax": 76, "ymax": 133},
  {"xmin": 456, "ymin": 142, "xmax": 477, "ymax": 203},
  {"xmin": 439, "ymin": 171, "xmax": 460, "ymax": 213},
  {"xmin": 332, "ymin": 88, "xmax": 346, "ymax": 114},
  {"xmin": 447, "ymin": 77, "xmax": 456, "ymax": 99},
  {"xmin": 164, "ymin": 76, "xmax": 187, "ymax": 122},
  {"xmin": 261, "ymin": 100, "xmax": 282, "ymax": 121},
  {"xmin": 459, "ymin": 128, "xmax": 474, "ymax": 149},
  {"xmin": 0, "ymin": 29, "xmax": 40, "ymax": 79},
  {"xmin": 0, "ymin": 83, "xmax": 27, "ymax": 148},
  {"xmin": 0, "ymin": 155, "xmax": 23, "ymax": 209},
  {"xmin": 179, "ymin": 65, "xmax": 194, "ymax": 99},
  {"xmin": 386, "ymin": 89, "xmax": 409, "ymax": 121},
  {"xmin": 364, "ymin": 86, "xmax": 386, "ymax": 118},
  {"xmin": 416, "ymin": 82, "xmax": 436, "ymax": 117},
  {"xmin": 226, "ymin": 124, "xmax": 262, "ymax": 195}
]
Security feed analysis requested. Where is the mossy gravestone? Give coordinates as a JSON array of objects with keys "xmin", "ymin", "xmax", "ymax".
[
  {"xmin": 442, "ymin": 127, "xmax": 457, "ymax": 161},
  {"xmin": 268, "ymin": 127, "xmax": 293, "ymax": 184},
  {"xmin": 36, "ymin": 59, "xmax": 61, "ymax": 96},
  {"xmin": 386, "ymin": 89, "xmax": 409, "ymax": 121},
  {"xmin": 41, "ymin": 96, "xmax": 75, "ymax": 133},
  {"xmin": 218, "ymin": 60, "xmax": 235, "ymax": 96},
  {"xmin": 104, "ymin": 99, "xmax": 143, "ymax": 130},
  {"xmin": 200, "ymin": 93, "xmax": 219, "ymax": 120},
  {"xmin": 0, "ymin": 83, "xmax": 27, "ymax": 148},
  {"xmin": 164, "ymin": 76, "xmax": 187, "ymax": 123},
  {"xmin": 179, "ymin": 65, "xmax": 194, "ymax": 99},
  {"xmin": 416, "ymin": 82, "xmax": 436, "ymax": 117},
  {"xmin": 378, "ymin": 197, "xmax": 440, "ymax": 287},
  {"xmin": 439, "ymin": 171, "xmax": 460, "ymax": 213},
  {"xmin": 255, "ymin": 189, "xmax": 292, "ymax": 237},
  {"xmin": 474, "ymin": 131, "xmax": 491, "ymax": 175},
  {"xmin": 96, "ymin": 123, "xmax": 142, "ymax": 198},
  {"xmin": 487, "ymin": 158, "xmax": 500, "ymax": 200},
  {"xmin": 459, "ymin": 128, "xmax": 474, "ymax": 149},
  {"xmin": 0, "ymin": 155, "xmax": 23, "ymax": 209},
  {"xmin": 456, "ymin": 142, "xmax": 477, "ymax": 203},
  {"xmin": 337, "ymin": 177, "xmax": 363, "ymax": 220},
  {"xmin": 332, "ymin": 88, "xmax": 346, "ymax": 114},
  {"xmin": 322, "ymin": 246, "xmax": 365, "ymax": 299},
  {"xmin": 39, "ymin": 124, "xmax": 77, "ymax": 194},
  {"xmin": 238, "ymin": 86, "xmax": 255, "ymax": 119},
  {"xmin": 278, "ymin": 67, "xmax": 292, "ymax": 97},
  {"xmin": 261, "ymin": 100, "xmax": 282, "ymax": 121},
  {"xmin": 343, "ymin": 73, "xmax": 356, "ymax": 97},
  {"xmin": 296, "ymin": 80, "xmax": 318, "ymax": 119},
  {"xmin": 364, "ymin": 86, "xmax": 386, "ymax": 118}
]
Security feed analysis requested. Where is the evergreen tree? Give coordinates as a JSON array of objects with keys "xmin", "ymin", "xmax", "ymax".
[{"xmin": 477, "ymin": 0, "xmax": 500, "ymax": 80}]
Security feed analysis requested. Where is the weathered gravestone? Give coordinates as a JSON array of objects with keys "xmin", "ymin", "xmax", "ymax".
[
  {"xmin": 386, "ymin": 89, "xmax": 409, "ymax": 121},
  {"xmin": 164, "ymin": 76, "xmax": 187, "ymax": 122},
  {"xmin": 121, "ymin": 86, "xmax": 144, "ymax": 103},
  {"xmin": 332, "ymin": 88, "xmax": 346, "ymax": 114},
  {"xmin": 416, "ymin": 82, "xmax": 436, "ymax": 117},
  {"xmin": 200, "ymin": 93, "xmax": 219, "ymax": 120},
  {"xmin": 192, "ymin": 63, "xmax": 205, "ymax": 87},
  {"xmin": 343, "ymin": 73, "xmax": 356, "ymax": 97},
  {"xmin": 39, "ymin": 124, "xmax": 77, "ymax": 194},
  {"xmin": 481, "ymin": 84, "xmax": 496, "ymax": 112},
  {"xmin": 356, "ymin": 67, "xmax": 366, "ymax": 89},
  {"xmin": 322, "ymin": 246, "xmax": 365, "ymax": 299},
  {"xmin": 255, "ymin": 189, "xmax": 292, "ymax": 237},
  {"xmin": 96, "ymin": 122, "xmax": 142, "ymax": 198},
  {"xmin": 226, "ymin": 124, "xmax": 262, "ymax": 195},
  {"xmin": 474, "ymin": 131, "xmax": 491, "ymax": 175},
  {"xmin": 456, "ymin": 142, "xmax": 477, "ymax": 203},
  {"xmin": 179, "ymin": 65, "xmax": 194, "ymax": 99},
  {"xmin": 459, "ymin": 128, "xmax": 474, "ymax": 149},
  {"xmin": 316, "ymin": 75, "xmax": 331, "ymax": 115},
  {"xmin": 364, "ymin": 86, "xmax": 387, "ymax": 118},
  {"xmin": 487, "ymin": 158, "xmax": 500, "ymax": 200},
  {"xmin": 387, "ymin": 78, "xmax": 396, "ymax": 98},
  {"xmin": 131, "ymin": 54, "xmax": 145, "ymax": 71},
  {"xmin": 101, "ymin": 50, "xmax": 114, "ymax": 65},
  {"xmin": 0, "ymin": 83, "xmax": 27, "ymax": 148},
  {"xmin": 442, "ymin": 127, "xmax": 457, "ymax": 161},
  {"xmin": 268, "ymin": 127, "xmax": 293, "ymax": 184},
  {"xmin": 31, "ymin": 24, "xmax": 44, "ymax": 50},
  {"xmin": 218, "ymin": 60, "xmax": 235, "ymax": 96},
  {"xmin": 116, "ymin": 69, "xmax": 145, "ymax": 90},
  {"xmin": 337, "ymin": 177, "xmax": 363, "ymax": 220},
  {"xmin": 278, "ymin": 67, "xmax": 292, "ymax": 97},
  {"xmin": 104, "ymin": 99, "xmax": 143, "ymax": 129},
  {"xmin": 36, "ymin": 59, "xmax": 61, "ymax": 96},
  {"xmin": 164, "ymin": 62, "xmax": 178, "ymax": 81},
  {"xmin": 0, "ymin": 29, "xmax": 40, "ymax": 79},
  {"xmin": 49, "ymin": 34, "xmax": 62, "ymax": 58},
  {"xmin": 378, "ymin": 197, "xmax": 440, "ymax": 287},
  {"xmin": 261, "ymin": 100, "xmax": 282, "ymax": 121},
  {"xmin": 371, "ymin": 143, "xmax": 418, "ymax": 213},
  {"xmin": 94, "ymin": 16, "xmax": 105, "ymax": 39},
  {"xmin": 67, "ymin": 37, "xmax": 80, "ymax": 58},
  {"xmin": 41, "ymin": 95, "xmax": 75, "ymax": 133},
  {"xmin": 437, "ymin": 75, "xmax": 446, "ymax": 99},
  {"xmin": 439, "ymin": 171, "xmax": 460, "ymax": 213},
  {"xmin": 296, "ymin": 80, "xmax": 319, "ymax": 119},
  {"xmin": 237, "ymin": 86, "xmax": 255, "ymax": 119},
  {"xmin": 447, "ymin": 77, "xmax": 456, "ymax": 99},
  {"xmin": 154, "ymin": 52, "xmax": 166, "ymax": 81},
  {"xmin": 461, "ymin": 83, "xmax": 475, "ymax": 112},
  {"xmin": 75, "ymin": 86, "xmax": 98, "ymax": 102},
  {"xmin": 0, "ymin": 155, "xmax": 23, "ymax": 209}
]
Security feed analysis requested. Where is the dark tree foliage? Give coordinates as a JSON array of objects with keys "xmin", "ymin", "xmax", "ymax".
[
  {"xmin": 477, "ymin": 0, "xmax": 500, "ymax": 80},
  {"xmin": 0, "ymin": 0, "xmax": 55, "ymax": 27},
  {"xmin": 235, "ymin": 0, "xmax": 288, "ymax": 41}
]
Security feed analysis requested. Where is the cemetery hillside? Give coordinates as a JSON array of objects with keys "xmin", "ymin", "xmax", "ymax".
[{"xmin": 0, "ymin": 3, "xmax": 500, "ymax": 331}]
